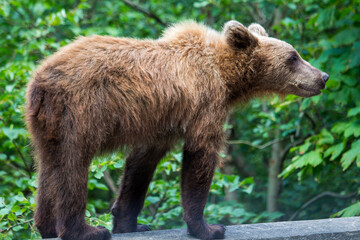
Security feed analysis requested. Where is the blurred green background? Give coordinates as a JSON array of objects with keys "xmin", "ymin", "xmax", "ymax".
[{"xmin": 0, "ymin": 0, "xmax": 359, "ymax": 239}]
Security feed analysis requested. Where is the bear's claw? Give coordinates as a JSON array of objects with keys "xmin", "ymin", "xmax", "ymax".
[{"xmin": 137, "ymin": 224, "xmax": 151, "ymax": 232}]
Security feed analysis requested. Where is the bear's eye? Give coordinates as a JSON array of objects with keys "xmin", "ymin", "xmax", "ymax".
[{"xmin": 288, "ymin": 53, "xmax": 298, "ymax": 63}]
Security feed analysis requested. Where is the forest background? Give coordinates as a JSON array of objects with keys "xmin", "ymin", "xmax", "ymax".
[{"xmin": 0, "ymin": 0, "xmax": 359, "ymax": 239}]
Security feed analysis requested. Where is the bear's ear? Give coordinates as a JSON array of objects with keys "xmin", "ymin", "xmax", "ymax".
[
  {"xmin": 223, "ymin": 20, "xmax": 259, "ymax": 50},
  {"xmin": 248, "ymin": 23, "xmax": 268, "ymax": 37}
]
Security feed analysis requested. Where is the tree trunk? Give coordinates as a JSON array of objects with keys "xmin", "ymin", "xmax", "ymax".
[
  {"xmin": 267, "ymin": 129, "xmax": 282, "ymax": 213},
  {"xmin": 220, "ymin": 115, "xmax": 238, "ymax": 202}
]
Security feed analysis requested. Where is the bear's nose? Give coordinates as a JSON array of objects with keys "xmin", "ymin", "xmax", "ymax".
[{"xmin": 321, "ymin": 73, "xmax": 329, "ymax": 83}]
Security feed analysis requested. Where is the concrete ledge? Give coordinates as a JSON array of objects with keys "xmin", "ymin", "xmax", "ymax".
[{"xmin": 45, "ymin": 217, "xmax": 360, "ymax": 239}]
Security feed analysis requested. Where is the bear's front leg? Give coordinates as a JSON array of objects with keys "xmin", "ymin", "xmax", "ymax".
[{"xmin": 181, "ymin": 146, "xmax": 225, "ymax": 240}]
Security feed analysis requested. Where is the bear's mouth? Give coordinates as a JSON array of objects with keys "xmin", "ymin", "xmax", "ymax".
[{"xmin": 298, "ymin": 83, "xmax": 322, "ymax": 95}]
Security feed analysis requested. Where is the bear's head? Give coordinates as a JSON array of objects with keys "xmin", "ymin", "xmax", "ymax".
[{"xmin": 223, "ymin": 20, "xmax": 329, "ymax": 98}]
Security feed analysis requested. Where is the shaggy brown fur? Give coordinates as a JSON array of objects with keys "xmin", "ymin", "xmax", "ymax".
[{"xmin": 26, "ymin": 20, "xmax": 328, "ymax": 240}]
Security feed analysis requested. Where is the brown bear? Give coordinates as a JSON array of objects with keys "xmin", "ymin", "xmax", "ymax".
[{"xmin": 25, "ymin": 20, "xmax": 328, "ymax": 240}]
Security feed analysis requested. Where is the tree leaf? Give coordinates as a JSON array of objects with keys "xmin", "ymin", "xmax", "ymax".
[
  {"xmin": 340, "ymin": 140, "xmax": 360, "ymax": 170},
  {"xmin": 318, "ymin": 129, "xmax": 334, "ymax": 145},
  {"xmin": 300, "ymin": 98, "xmax": 311, "ymax": 110},
  {"xmin": 299, "ymin": 142, "xmax": 311, "ymax": 154},
  {"xmin": 333, "ymin": 28, "xmax": 360, "ymax": 47},
  {"xmin": 334, "ymin": 202, "xmax": 360, "ymax": 217},
  {"xmin": 2, "ymin": 127, "xmax": 27, "ymax": 141},
  {"xmin": 349, "ymin": 41, "xmax": 360, "ymax": 68},
  {"xmin": 331, "ymin": 122, "xmax": 348, "ymax": 134},
  {"xmin": 348, "ymin": 107, "xmax": 360, "ymax": 117},
  {"xmin": 324, "ymin": 142, "xmax": 345, "ymax": 161},
  {"xmin": 306, "ymin": 151, "xmax": 323, "ymax": 167},
  {"xmin": 146, "ymin": 196, "xmax": 160, "ymax": 204}
]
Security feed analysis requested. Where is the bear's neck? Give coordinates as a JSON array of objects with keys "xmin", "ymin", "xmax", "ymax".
[{"xmin": 218, "ymin": 50, "xmax": 262, "ymax": 106}]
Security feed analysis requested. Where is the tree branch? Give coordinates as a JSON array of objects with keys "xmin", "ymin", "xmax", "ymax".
[
  {"xmin": 227, "ymin": 138, "xmax": 283, "ymax": 150},
  {"xmin": 289, "ymin": 191, "xmax": 358, "ymax": 221},
  {"xmin": 0, "ymin": 117, "xmax": 32, "ymax": 177},
  {"xmin": 19, "ymin": 2, "xmax": 35, "ymax": 21},
  {"xmin": 12, "ymin": 140, "xmax": 32, "ymax": 178},
  {"xmin": 304, "ymin": 111, "xmax": 316, "ymax": 130},
  {"xmin": 279, "ymin": 134, "xmax": 311, "ymax": 164},
  {"xmin": 9, "ymin": 4, "xmax": 36, "ymax": 29},
  {"xmin": 0, "ymin": 219, "xmax": 34, "ymax": 233},
  {"xmin": 150, "ymin": 194, "xmax": 168, "ymax": 222},
  {"xmin": 3, "ymin": 161, "xmax": 28, "ymax": 178},
  {"xmin": 120, "ymin": 0, "xmax": 167, "ymax": 26},
  {"xmin": 103, "ymin": 170, "xmax": 117, "ymax": 195}
]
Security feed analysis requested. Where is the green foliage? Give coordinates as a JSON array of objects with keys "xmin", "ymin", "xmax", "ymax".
[
  {"xmin": 333, "ymin": 202, "xmax": 360, "ymax": 217},
  {"xmin": 1, "ymin": 0, "xmax": 360, "ymax": 239},
  {"xmin": 277, "ymin": 0, "xmax": 360, "ymax": 219}
]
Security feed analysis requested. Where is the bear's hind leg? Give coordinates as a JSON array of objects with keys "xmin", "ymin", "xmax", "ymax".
[
  {"xmin": 111, "ymin": 145, "xmax": 169, "ymax": 233},
  {"xmin": 52, "ymin": 146, "xmax": 111, "ymax": 240},
  {"xmin": 34, "ymin": 166, "xmax": 57, "ymax": 238}
]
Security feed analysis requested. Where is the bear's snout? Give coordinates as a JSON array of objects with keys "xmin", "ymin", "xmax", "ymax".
[
  {"xmin": 317, "ymin": 72, "xmax": 329, "ymax": 90},
  {"xmin": 321, "ymin": 73, "xmax": 329, "ymax": 83}
]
